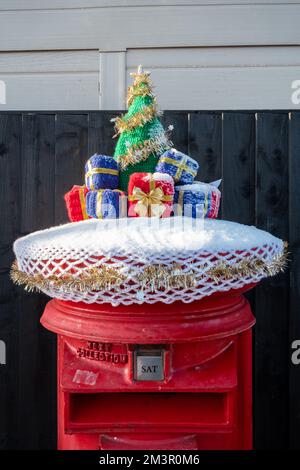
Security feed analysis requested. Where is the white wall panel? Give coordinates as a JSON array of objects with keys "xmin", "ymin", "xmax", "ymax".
[
  {"xmin": 127, "ymin": 47, "xmax": 300, "ymax": 110},
  {"xmin": 0, "ymin": 4, "xmax": 299, "ymax": 51},
  {"xmin": 0, "ymin": 2, "xmax": 299, "ymax": 110},
  {"xmin": 0, "ymin": 51, "xmax": 99, "ymax": 110},
  {"xmin": 1, "ymin": 1, "xmax": 295, "ymax": 9},
  {"xmin": 99, "ymin": 52, "xmax": 126, "ymax": 110}
]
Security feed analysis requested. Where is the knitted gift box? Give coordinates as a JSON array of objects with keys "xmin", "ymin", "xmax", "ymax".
[
  {"xmin": 64, "ymin": 185, "xmax": 89, "ymax": 222},
  {"xmin": 86, "ymin": 189, "xmax": 127, "ymax": 219},
  {"xmin": 155, "ymin": 148, "xmax": 199, "ymax": 185},
  {"xmin": 85, "ymin": 154, "xmax": 119, "ymax": 190},
  {"xmin": 174, "ymin": 182, "xmax": 221, "ymax": 219},
  {"xmin": 128, "ymin": 172, "xmax": 174, "ymax": 218}
]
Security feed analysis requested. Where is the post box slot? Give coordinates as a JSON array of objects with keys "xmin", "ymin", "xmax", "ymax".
[{"xmin": 66, "ymin": 392, "xmax": 231, "ymax": 433}]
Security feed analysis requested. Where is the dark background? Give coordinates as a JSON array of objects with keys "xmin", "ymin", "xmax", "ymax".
[{"xmin": 0, "ymin": 110, "xmax": 299, "ymax": 449}]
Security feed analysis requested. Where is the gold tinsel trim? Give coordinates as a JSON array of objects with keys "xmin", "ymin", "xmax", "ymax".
[
  {"xmin": 127, "ymin": 85, "xmax": 154, "ymax": 108},
  {"xmin": 130, "ymin": 69, "xmax": 151, "ymax": 84},
  {"xmin": 10, "ymin": 261, "xmax": 125, "ymax": 293},
  {"xmin": 127, "ymin": 70, "xmax": 153, "ymax": 107},
  {"xmin": 117, "ymin": 132, "xmax": 173, "ymax": 170},
  {"xmin": 207, "ymin": 249, "xmax": 288, "ymax": 283},
  {"xmin": 137, "ymin": 264, "xmax": 196, "ymax": 291},
  {"xmin": 11, "ymin": 248, "xmax": 288, "ymax": 294},
  {"xmin": 113, "ymin": 103, "xmax": 162, "ymax": 137}
]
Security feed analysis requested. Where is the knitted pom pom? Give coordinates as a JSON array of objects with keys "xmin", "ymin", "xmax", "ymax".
[
  {"xmin": 64, "ymin": 185, "xmax": 89, "ymax": 222},
  {"xmin": 85, "ymin": 154, "xmax": 119, "ymax": 190},
  {"xmin": 86, "ymin": 189, "xmax": 127, "ymax": 219},
  {"xmin": 155, "ymin": 148, "xmax": 199, "ymax": 185},
  {"xmin": 128, "ymin": 172, "xmax": 174, "ymax": 218},
  {"xmin": 174, "ymin": 182, "xmax": 221, "ymax": 219}
]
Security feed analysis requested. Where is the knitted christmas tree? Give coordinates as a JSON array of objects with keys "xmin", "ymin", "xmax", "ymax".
[{"xmin": 113, "ymin": 65, "xmax": 172, "ymax": 191}]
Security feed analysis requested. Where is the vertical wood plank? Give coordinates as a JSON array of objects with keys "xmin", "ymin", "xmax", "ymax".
[
  {"xmin": 55, "ymin": 114, "xmax": 88, "ymax": 225},
  {"xmin": 254, "ymin": 112, "xmax": 289, "ymax": 449},
  {"xmin": 222, "ymin": 112, "xmax": 256, "ymax": 311},
  {"xmin": 289, "ymin": 111, "xmax": 300, "ymax": 450},
  {"xmin": 188, "ymin": 112, "xmax": 222, "ymax": 182},
  {"xmin": 15, "ymin": 114, "xmax": 57, "ymax": 448},
  {"xmin": 21, "ymin": 114, "xmax": 55, "ymax": 232},
  {"xmin": 188, "ymin": 112, "xmax": 222, "ymax": 214},
  {"xmin": 0, "ymin": 114, "xmax": 22, "ymax": 449},
  {"xmin": 88, "ymin": 111, "xmax": 116, "ymax": 157},
  {"xmin": 222, "ymin": 112, "xmax": 255, "ymax": 225},
  {"xmin": 22, "ymin": 113, "xmax": 57, "ymax": 449},
  {"xmin": 37, "ymin": 308, "xmax": 57, "ymax": 449},
  {"xmin": 161, "ymin": 111, "xmax": 188, "ymax": 155}
]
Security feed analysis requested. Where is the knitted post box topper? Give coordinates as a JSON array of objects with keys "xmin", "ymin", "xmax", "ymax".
[
  {"xmin": 155, "ymin": 148, "xmax": 199, "ymax": 185},
  {"xmin": 64, "ymin": 185, "xmax": 89, "ymax": 222},
  {"xmin": 86, "ymin": 189, "xmax": 127, "ymax": 219},
  {"xmin": 128, "ymin": 172, "xmax": 174, "ymax": 218},
  {"xmin": 85, "ymin": 154, "xmax": 119, "ymax": 190},
  {"xmin": 174, "ymin": 182, "xmax": 221, "ymax": 219}
]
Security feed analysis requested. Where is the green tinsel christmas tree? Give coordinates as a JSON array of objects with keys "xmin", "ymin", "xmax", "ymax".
[{"xmin": 113, "ymin": 65, "xmax": 172, "ymax": 191}]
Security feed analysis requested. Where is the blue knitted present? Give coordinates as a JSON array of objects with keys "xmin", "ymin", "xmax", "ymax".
[
  {"xmin": 86, "ymin": 189, "xmax": 127, "ymax": 219},
  {"xmin": 155, "ymin": 148, "xmax": 199, "ymax": 184},
  {"xmin": 174, "ymin": 182, "xmax": 221, "ymax": 219},
  {"xmin": 85, "ymin": 154, "xmax": 119, "ymax": 190}
]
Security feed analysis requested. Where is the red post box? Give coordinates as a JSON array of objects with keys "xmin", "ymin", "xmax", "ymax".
[{"xmin": 41, "ymin": 284, "xmax": 256, "ymax": 450}]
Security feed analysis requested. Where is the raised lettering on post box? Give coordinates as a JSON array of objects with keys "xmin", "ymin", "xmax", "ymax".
[
  {"xmin": 134, "ymin": 349, "xmax": 164, "ymax": 381},
  {"xmin": 76, "ymin": 341, "xmax": 128, "ymax": 365}
]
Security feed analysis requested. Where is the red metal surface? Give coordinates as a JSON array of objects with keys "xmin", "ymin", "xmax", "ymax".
[{"xmin": 40, "ymin": 285, "xmax": 256, "ymax": 450}]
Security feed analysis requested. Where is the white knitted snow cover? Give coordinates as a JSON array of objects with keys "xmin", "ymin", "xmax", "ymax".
[{"xmin": 13, "ymin": 217, "xmax": 284, "ymax": 306}]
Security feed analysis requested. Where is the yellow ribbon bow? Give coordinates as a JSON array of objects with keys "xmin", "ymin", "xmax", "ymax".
[{"xmin": 129, "ymin": 179, "xmax": 173, "ymax": 217}]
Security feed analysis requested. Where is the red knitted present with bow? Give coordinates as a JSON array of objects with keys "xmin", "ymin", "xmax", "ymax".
[
  {"xmin": 128, "ymin": 172, "xmax": 174, "ymax": 218},
  {"xmin": 64, "ymin": 185, "xmax": 90, "ymax": 222}
]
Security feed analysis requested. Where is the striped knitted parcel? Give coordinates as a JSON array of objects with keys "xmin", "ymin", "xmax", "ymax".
[
  {"xmin": 155, "ymin": 148, "xmax": 199, "ymax": 185},
  {"xmin": 174, "ymin": 182, "xmax": 221, "ymax": 219},
  {"xmin": 85, "ymin": 154, "xmax": 119, "ymax": 190},
  {"xmin": 86, "ymin": 189, "xmax": 127, "ymax": 219}
]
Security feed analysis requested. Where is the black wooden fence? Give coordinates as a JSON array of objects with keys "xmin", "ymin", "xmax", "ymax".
[{"xmin": 0, "ymin": 111, "xmax": 299, "ymax": 449}]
